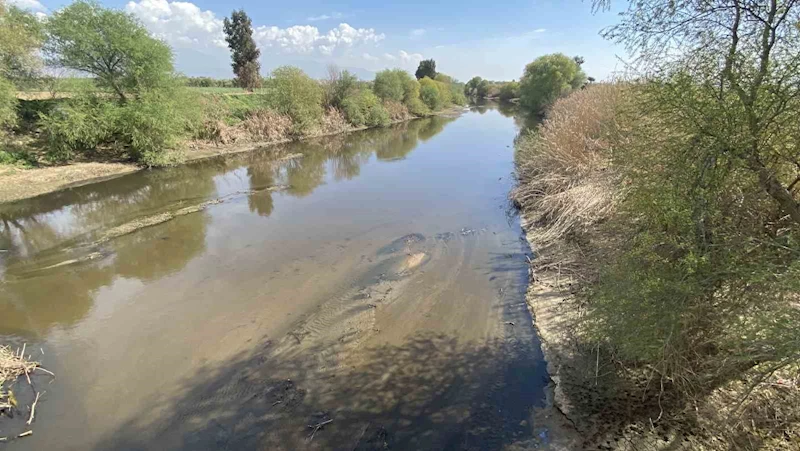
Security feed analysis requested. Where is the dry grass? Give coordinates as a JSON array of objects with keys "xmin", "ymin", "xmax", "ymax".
[
  {"xmin": 512, "ymin": 85, "xmax": 624, "ymax": 254},
  {"xmin": 0, "ymin": 345, "xmax": 40, "ymax": 409},
  {"xmin": 242, "ymin": 109, "xmax": 293, "ymax": 142},
  {"xmin": 383, "ymin": 101, "xmax": 413, "ymax": 121}
]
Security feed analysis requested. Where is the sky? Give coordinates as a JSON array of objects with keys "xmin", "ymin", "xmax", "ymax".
[{"xmin": 10, "ymin": 0, "xmax": 629, "ymax": 81}]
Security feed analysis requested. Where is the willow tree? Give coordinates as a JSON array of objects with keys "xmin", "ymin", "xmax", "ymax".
[
  {"xmin": 223, "ymin": 10, "xmax": 261, "ymax": 90},
  {"xmin": 589, "ymin": 0, "xmax": 800, "ymax": 400},
  {"xmin": 45, "ymin": 0, "xmax": 174, "ymax": 102}
]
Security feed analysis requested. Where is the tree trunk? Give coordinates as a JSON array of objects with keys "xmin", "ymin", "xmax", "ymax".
[{"xmin": 751, "ymin": 159, "xmax": 800, "ymax": 226}]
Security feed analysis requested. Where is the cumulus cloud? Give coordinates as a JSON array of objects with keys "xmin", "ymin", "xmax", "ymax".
[
  {"xmin": 125, "ymin": 0, "xmax": 226, "ymax": 48},
  {"xmin": 8, "ymin": 0, "xmax": 46, "ymax": 11},
  {"xmin": 383, "ymin": 53, "xmax": 396, "ymax": 61},
  {"xmin": 399, "ymin": 50, "xmax": 423, "ymax": 64},
  {"xmin": 409, "ymin": 28, "xmax": 426, "ymax": 39},
  {"xmin": 255, "ymin": 23, "xmax": 384, "ymax": 55},
  {"xmin": 362, "ymin": 53, "xmax": 379, "ymax": 62},
  {"xmin": 126, "ymin": 0, "xmax": 384, "ymax": 56}
]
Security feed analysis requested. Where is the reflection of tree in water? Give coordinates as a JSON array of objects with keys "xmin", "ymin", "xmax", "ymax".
[
  {"xmin": 246, "ymin": 159, "xmax": 276, "ymax": 217},
  {"xmin": 0, "ymin": 161, "xmax": 223, "ymax": 335},
  {"xmin": 113, "ymin": 213, "xmax": 209, "ymax": 281},
  {"xmin": 417, "ymin": 116, "xmax": 451, "ymax": 142},
  {"xmin": 0, "ymin": 117, "xmax": 459, "ymax": 335},
  {"xmin": 0, "ymin": 264, "xmax": 115, "ymax": 337}
]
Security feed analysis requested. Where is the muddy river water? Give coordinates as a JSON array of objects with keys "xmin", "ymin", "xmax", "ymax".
[{"xmin": 0, "ymin": 104, "xmax": 549, "ymax": 450}]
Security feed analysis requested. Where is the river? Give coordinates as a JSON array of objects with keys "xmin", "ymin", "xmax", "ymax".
[{"xmin": 0, "ymin": 103, "xmax": 549, "ymax": 450}]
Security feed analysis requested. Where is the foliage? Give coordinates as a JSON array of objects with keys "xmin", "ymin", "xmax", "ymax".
[
  {"xmin": 340, "ymin": 89, "xmax": 389, "ymax": 127},
  {"xmin": 419, "ymin": 79, "xmax": 441, "ymax": 111},
  {"xmin": 519, "ymin": 53, "xmax": 586, "ymax": 113},
  {"xmin": 415, "ymin": 59, "xmax": 436, "ymax": 80},
  {"xmin": 45, "ymin": 1, "xmax": 174, "ymax": 101},
  {"xmin": 223, "ymin": 10, "xmax": 261, "ymax": 90},
  {"xmin": 39, "ymin": 94, "xmax": 119, "ymax": 161},
  {"xmin": 449, "ymin": 84, "xmax": 467, "ymax": 106},
  {"xmin": 373, "ymin": 69, "xmax": 414, "ymax": 103},
  {"xmin": 0, "ymin": 3, "xmax": 44, "ymax": 80},
  {"xmin": 0, "ymin": 77, "xmax": 16, "ymax": 132},
  {"xmin": 322, "ymin": 65, "xmax": 359, "ymax": 109},
  {"xmin": 183, "ymin": 76, "xmax": 236, "ymax": 88},
  {"xmin": 465, "ymin": 76, "xmax": 490, "ymax": 98},
  {"xmin": 269, "ymin": 66, "xmax": 323, "ymax": 135},
  {"xmin": 498, "ymin": 81, "xmax": 519, "ymax": 101}
]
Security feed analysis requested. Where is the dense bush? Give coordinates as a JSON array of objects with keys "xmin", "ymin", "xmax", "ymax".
[
  {"xmin": 0, "ymin": 78, "xmax": 16, "ymax": 132},
  {"xmin": 269, "ymin": 66, "xmax": 324, "ymax": 135},
  {"xmin": 519, "ymin": 53, "xmax": 585, "ymax": 113},
  {"xmin": 373, "ymin": 69, "xmax": 409, "ymax": 102},
  {"xmin": 39, "ymin": 95, "xmax": 119, "ymax": 161},
  {"xmin": 419, "ymin": 82, "xmax": 441, "ymax": 111},
  {"xmin": 498, "ymin": 81, "xmax": 519, "ymax": 101},
  {"xmin": 341, "ymin": 89, "xmax": 389, "ymax": 127},
  {"xmin": 323, "ymin": 68, "xmax": 359, "ymax": 109}
]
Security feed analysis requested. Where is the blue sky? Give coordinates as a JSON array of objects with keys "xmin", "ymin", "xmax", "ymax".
[{"xmin": 12, "ymin": 0, "xmax": 628, "ymax": 81}]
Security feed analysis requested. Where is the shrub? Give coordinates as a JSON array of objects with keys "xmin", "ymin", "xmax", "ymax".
[
  {"xmin": 340, "ymin": 89, "xmax": 389, "ymax": 127},
  {"xmin": 269, "ymin": 66, "xmax": 324, "ymax": 135},
  {"xmin": 498, "ymin": 81, "xmax": 519, "ymax": 101},
  {"xmin": 406, "ymin": 97, "xmax": 429, "ymax": 116},
  {"xmin": 373, "ymin": 69, "xmax": 414, "ymax": 102},
  {"xmin": 318, "ymin": 107, "xmax": 350, "ymax": 135},
  {"xmin": 519, "ymin": 53, "xmax": 586, "ymax": 113},
  {"xmin": 449, "ymin": 85, "xmax": 467, "ymax": 105},
  {"xmin": 323, "ymin": 68, "xmax": 359, "ymax": 109},
  {"xmin": 0, "ymin": 78, "xmax": 16, "ymax": 133},
  {"xmin": 419, "ymin": 78, "xmax": 442, "ymax": 111},
  {"xmin": 39, "ymin": 95, "xmax": 119, "ymax": 161}
]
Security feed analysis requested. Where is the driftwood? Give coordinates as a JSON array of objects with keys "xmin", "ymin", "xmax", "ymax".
[
  {"xmin": 307, "ymin": 419, "xmax": 333, "ymax": 442},
  {"xmin": 27, "ymin": 392, "xmax": 40, "ymax": 425}
]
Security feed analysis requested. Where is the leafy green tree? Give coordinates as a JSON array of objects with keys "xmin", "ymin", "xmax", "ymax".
[
  {"xmin": 45, "ymin": 1, "xmax": 174, "ymax": 102},
  {"xmin": 0, "ymin": 3, "xmax": 44, "ymax": 80},
  {"xmin": 498, "ymin": 81, "xmax": 519, "ymax": 101},
  {"xmin": 341, "ymin": 89, "xmax": 389, "ymax": 127},
  {"xmin": 519, "ymin": 53, "xmax": 586, "ymax": 112},
  {"xmin": 322, "ymin": 65, "xmax": 359, "ymax": 108},
  {"xmin": 269, "ymin": 66, "xmax": 323, "ymax": 134},
  {"xmin": 465, "ymin": 76, "xmax": 491, "ymax": 98},
  {"xmin": 415, "ymin": 59, "xmax": 436, "ymax": 80},
  {"xmin": 419, "ymin": 77, "xmax": 441, "ymax": 110},
  {"xmin": 373, "ymin": 69, "xmax": 413, "ymax": 102},
  {"xmin": 223, "ymin": 10, "xmax": 261, "ymax": 90}
]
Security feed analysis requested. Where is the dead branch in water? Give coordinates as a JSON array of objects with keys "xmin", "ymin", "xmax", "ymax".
[
  {"xmin": 27, "ymin": 392, "xmax": 41, "ymax": 425},
  {"xmin": 307, "ymin": 419, "xmax": 333, "ymax": 442}
]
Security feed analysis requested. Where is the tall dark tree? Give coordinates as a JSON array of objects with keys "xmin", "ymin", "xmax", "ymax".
[
  {"xmin": 414, "ymin": 59, "xmax": 436, "ymax": 80},
  {"xmin": 223, "ymin": 10, "xmax": 261, "ymax": 90}
]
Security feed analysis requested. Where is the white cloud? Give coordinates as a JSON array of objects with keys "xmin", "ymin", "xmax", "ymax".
[
  {"xmin": 399, "ymin": 50, "xmax": 423, "ymax": 64},
  {"xmin": 256, "ymin": 23, "xmax": 384, "ymax": 55},
  {"xmin": 410, "ymin": 28, "xmax": 426, "ymax": 39},
  {"xmin": 534, "ymin": 28, "xmax": 546, "ymax": 33},
  {"xmin": 383, "ymin": 53, "xmax": 396, "ymax": 61},
  {"xmin": 125, "ymin": 0, "xmax": 226, "ymax": 48},
  {"xmin": 307, "ymin": 12, "xmax": 344, "ymax": 22},
  {"xmin": 8, "ymin": 0, "xmax": 46, "ymax": 11},
  {"xmin": 362, "ymin": 53, "xmax": 378, "ymax": 62}
]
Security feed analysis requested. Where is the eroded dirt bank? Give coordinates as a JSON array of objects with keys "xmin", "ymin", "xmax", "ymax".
[{"xmin": 0, "ymin": 109, "xmax": 465, "ymax": 205}]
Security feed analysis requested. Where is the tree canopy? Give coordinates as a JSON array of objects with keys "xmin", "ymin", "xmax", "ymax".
[
  {"xmin": 223, "ymin": 10, "xmax": 261, "ymax": 90},
  {"xmin": 519, "ymin": 53, "xmax": 585, "ymax": 112},
  {"xmin": 0, "ymin": 3, "xmax": 44, "ymax": 80},
  {"xmin": 415, "ymin": 59, "xmax": 436, "ymax": 80},
  {"xmin": 45, "ymin": 0, "xmax": 174, "ymax": 101}
]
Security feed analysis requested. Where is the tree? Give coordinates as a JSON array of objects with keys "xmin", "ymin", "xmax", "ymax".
[
  {"xmin": 373, "ymin": 69, "xmax": 414, "ymax": 102},
  {"xmin": 223, "ymin": 10, "xmax": 261, "ymax": 90},
  {"xmin": 322, "ymin": 64, "xmax": 358, "ymax": 108},
  {"xmin": 601, "ymin": 0, "xmax": 800, "ymax": 227},
  {"xmin": 0, "ymin": 3, "xmax": 44, "ymax": 80},
  {"xmin": 519, "ymin": 53, "xmax": 586, "ymax": 112},
  {"xmin": 415, "ymin": 59, "xmax": 436, "ymax": 80},
  {"xmin": 498, "ymin": 81, "xmax": 519, "ymax": 101},
  {"xmin": 270, "ymin": 66, "xmax": 323, "ymax": 134},
  {"xmin": 45, "ymin": 1, "xmax": 174, "ymax": 102},
  {"xmin": 465, "ymin": 76, "xmax": 490, "ymax": 98}
]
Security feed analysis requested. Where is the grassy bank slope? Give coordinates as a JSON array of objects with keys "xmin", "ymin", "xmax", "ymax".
[{"xmin": 514, "ymin": 85, "xmax": 800, "ymax": 450}]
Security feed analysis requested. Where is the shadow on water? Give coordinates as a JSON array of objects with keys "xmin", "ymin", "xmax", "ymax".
[
  {"xmin": 0, "ymin": 116, "xmax": 455, "ymax": 337},
  {"xmin": 92, "ymin": 331, "xmax": 547, "ymax": 451}
]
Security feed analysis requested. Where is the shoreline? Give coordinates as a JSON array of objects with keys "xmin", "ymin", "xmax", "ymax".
[{"xmin": 0, "ymin": 107, "xmax": 466, "ymax": 205}]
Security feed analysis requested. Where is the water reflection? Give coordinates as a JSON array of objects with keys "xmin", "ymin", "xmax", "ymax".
[{"xmin": 0, "ymin": 115, "xmax": 456, "ymax": 336}]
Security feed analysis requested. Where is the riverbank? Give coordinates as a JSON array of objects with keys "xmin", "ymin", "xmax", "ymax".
[
  {"xmin": 0, "ymin": 107, "xmax": 465, "ymax": 204},
  {"xmin": 514, "ymin": 85, "xmax": 800, "ymax": 450}
]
